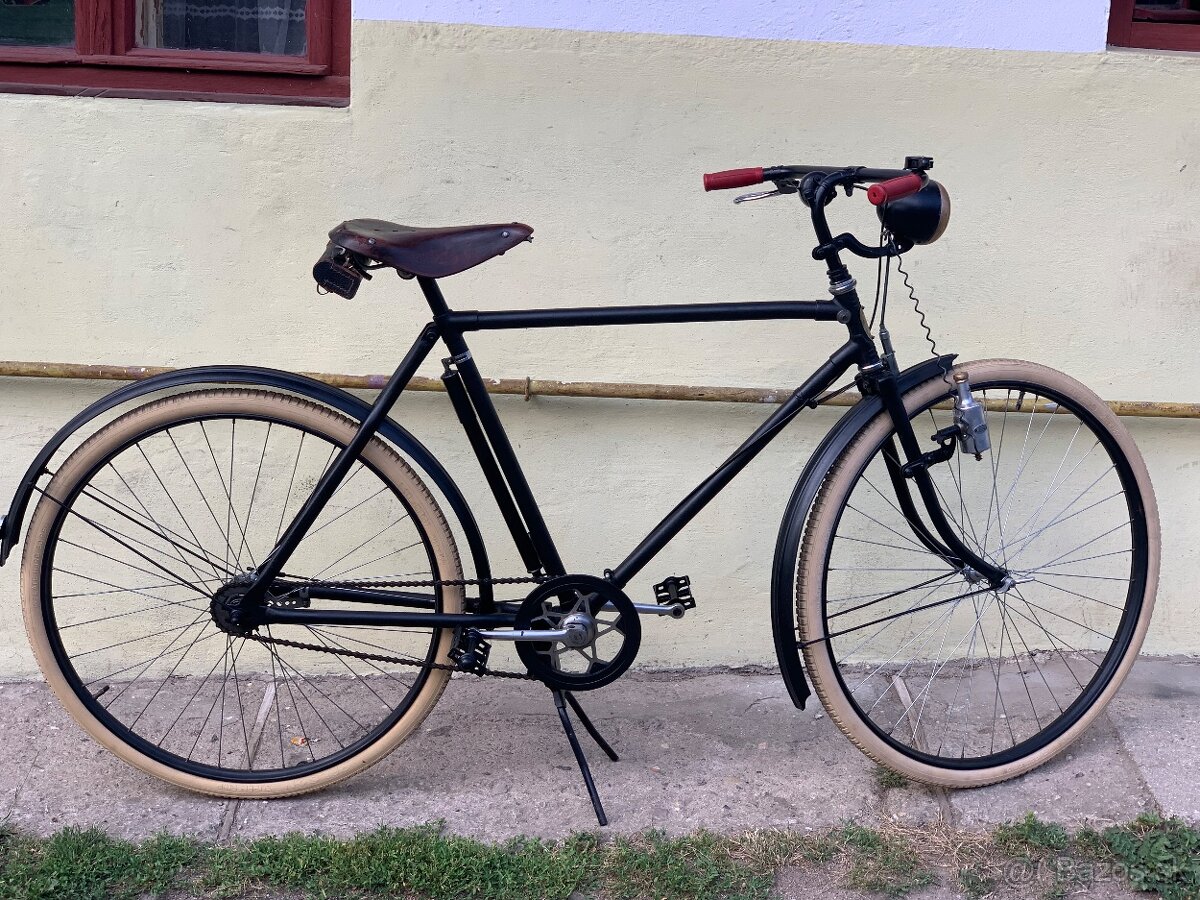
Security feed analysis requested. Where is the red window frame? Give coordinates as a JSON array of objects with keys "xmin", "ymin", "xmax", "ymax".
[
  {"xmin": 1108, "ymin": 0, "xmax": 1200, "ymax": 52},
  {"xmin": 0, "ymin": 0, "xmax": 349, "ymax": 105}
]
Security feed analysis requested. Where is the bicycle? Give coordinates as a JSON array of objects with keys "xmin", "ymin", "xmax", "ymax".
[{"xmin": 0, "ymin": 157, "xmax": 1159, "ymax": 826}]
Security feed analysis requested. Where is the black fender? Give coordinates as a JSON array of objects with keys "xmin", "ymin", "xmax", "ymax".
[
  {"xmin": 0, "ymin": 365, "xmax": 494, "ymax": 601},
  {"xmin": 770, "ymin": 354, "xmax": 956, "ymax": 709}
]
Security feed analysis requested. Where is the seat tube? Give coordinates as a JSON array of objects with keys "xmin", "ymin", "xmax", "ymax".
[{"xmin": 424, "ymin": 278, "xmax": 566, "ymax": 578}]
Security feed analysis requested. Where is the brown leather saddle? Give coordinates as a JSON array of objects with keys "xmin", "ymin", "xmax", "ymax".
[{"xmin": 329, "ymin": 219, "xmax": 533, "ymax": 279}]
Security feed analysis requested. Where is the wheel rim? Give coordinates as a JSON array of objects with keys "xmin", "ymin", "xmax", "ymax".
[
  {"xmin": 37, "ymin": 401, "xmax": 452, "ymax": 783},
  {"xmin": 814, "ymin": 376, "xmax": 1149, "ymax": 769}
]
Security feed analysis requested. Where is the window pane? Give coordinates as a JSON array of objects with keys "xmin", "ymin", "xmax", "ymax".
[
  {"xmin": 138, "ymin": 0, "xmax": 308, "ymax": 55},
  {"xmin": 1135, "ymin": 2, "xmax": 1200, "ymax": 23},
  {"xmin": 0, "ymin": 0, "xmax": 75, "ymax": 48}
]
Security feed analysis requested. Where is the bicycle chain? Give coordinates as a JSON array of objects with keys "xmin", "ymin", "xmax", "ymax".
[{"xmin": 243, "ymin": 574, "xmax": 544, "ymax": 680}]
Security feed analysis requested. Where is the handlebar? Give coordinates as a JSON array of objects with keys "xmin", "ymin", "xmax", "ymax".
[
  {"xmin": 701, "ymin": 163, "xmax": 920, "ymax": 191},
  {"xmin": 701, "ymin": 159, "xmax": 937, "ymax": 261}
]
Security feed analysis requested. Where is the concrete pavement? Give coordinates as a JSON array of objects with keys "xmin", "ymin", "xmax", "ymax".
[{"xmin": 0, "ymin": 656, "xmax": 1194, "ymax": 843}]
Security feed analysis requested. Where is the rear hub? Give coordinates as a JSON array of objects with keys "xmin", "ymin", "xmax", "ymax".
[{"xmin": 210, "ymin": 574, "xmax": 263, "ymax": 637}]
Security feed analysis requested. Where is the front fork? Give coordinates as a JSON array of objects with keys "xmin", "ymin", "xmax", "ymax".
[{"xmin": 872, "ymin": 364, "xmax": 1011, "ymax": 589}]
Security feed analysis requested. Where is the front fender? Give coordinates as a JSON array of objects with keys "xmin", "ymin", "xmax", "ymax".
[
  {"xmin": 0, "ymin": 365, "xmax": 494, "ymax": 600},
  {"xmin": 769, "ymin": 355, "xmax": 956, "ymax": 709}
]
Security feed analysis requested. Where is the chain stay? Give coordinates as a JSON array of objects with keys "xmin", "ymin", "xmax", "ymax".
[
  {"xmin": 244, "ymin": 631, "xmax": 535, "ymax": 679},
  {"xmin": 279, "ymin": 573, "xmax": 544, "ymax": 589},
  {"xmin": 256, "ymin": 573, "xmax": 542, "ymax": 679}
]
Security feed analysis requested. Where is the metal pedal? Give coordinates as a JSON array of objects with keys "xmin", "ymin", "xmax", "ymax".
[
  {"xmin": 654, "ymin": 575, "xmax": 696, "ymax": 611},
  {"xmin": 449, "ymin": 630, "xmax": 491, "ymax": 676}
]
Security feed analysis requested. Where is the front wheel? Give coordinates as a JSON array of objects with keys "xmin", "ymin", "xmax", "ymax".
[
  {"xmin": 21, "ymin": 389, "xmax": 465, "ymax": 798},
  {"xmin": 797, "ymin": 359, "xmax": 1158, "ymax": 787}
]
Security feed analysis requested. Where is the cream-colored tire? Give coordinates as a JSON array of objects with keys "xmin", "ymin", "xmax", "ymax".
[
  {"xmin": 22, "ymin": 389, "xmax": 464, "ymax": 798},
  {"xmin": 797, "ymin": 359, "xmax": 1158, "ymax": 788}
]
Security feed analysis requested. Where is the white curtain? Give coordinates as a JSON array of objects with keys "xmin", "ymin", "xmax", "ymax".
[{"xmin": 146, "ymin": 0, "xmax": 307, "ymax": 55}]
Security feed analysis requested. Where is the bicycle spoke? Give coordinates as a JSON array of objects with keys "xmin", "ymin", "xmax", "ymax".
[
  {"xmin": 166, "ymin": 427, "xmax": 241, "ymax": 566},
  {"xmin": 109, "ymin": 459, "xmax": 216, "ymax": 585},
  {"xmin": 827, "ymin": 572, "xmax": 956, "ymax": 622},
  {"xmin": 100, "ymin": 610, "xmax": 212, "ymax": 713},
  {"xmin": 32, "ymin": 391, "xmax": 456, "ymax": 786},
  {"xmin": 41, "ymin": 486, "xmax": 211, "ymax": 596},
  {"xmin": 235, "ymin": 422, "xmax": 272, "ymax": 569},
  {"xmin": 814, "ymin": 371, "xmax": 1145, "ymax": 769},
  {"xmin": 75, "ymin": 483, "xmax": 235, "ymax": 579}
]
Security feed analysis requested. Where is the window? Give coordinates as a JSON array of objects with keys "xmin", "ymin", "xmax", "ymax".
[
  {"xmin": 1109, "ymin": 0, "xmax": 1200, "ymax": 52},
  {"xmin": 0, "ymin": 0, "xmax": 348, "ymax": 105}
]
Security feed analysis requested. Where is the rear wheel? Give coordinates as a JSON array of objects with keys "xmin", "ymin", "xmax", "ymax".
[
  {"xmin": 797, "ymin": 359, "xmax": 1158, "ymax": 787},
  {"xmin": 22, "ymin": 389, "xmax": 464, "ymax": 798}
]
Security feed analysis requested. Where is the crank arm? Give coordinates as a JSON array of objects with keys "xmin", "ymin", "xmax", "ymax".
[
  {"xmin": 572, "ymin": 600, "xmax": 686, "ymax": 619},
  {"xmin": 627, "ymin": 601, "xmax": 686, "ymax": 619},
  {"xmin": 476, "ymin": 602, "xmax": 685, "ymax": 642},
  {"xmin": 474, "ymin": 627, "xmax": 571, "ymax": 642}
]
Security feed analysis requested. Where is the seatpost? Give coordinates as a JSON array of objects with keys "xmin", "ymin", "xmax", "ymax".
[{"xmin": 417, "ymin": 275, "xmax": 452, "ymax": 316}]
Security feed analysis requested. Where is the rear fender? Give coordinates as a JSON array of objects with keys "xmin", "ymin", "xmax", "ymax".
[{"xmin": 0, "ymin": 366, "xmax": 494, "ymax": 601}]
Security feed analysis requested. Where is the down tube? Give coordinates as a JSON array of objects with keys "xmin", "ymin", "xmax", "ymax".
[{"xmin": 607, "ymin": 342, "xmax": 858, "ymax": 588}]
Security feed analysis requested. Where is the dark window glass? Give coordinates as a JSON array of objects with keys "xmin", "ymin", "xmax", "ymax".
[
  {"xmin": 1134, "ymin": 1, "xmax": 1200, "ymax": 23},
  {"xmin": 138, "ymin": 0, "xmax": 308, "ymax": 55},
  {"xmin": 0, "ymin": 0, "xmax": 75, "ymax": 48}
]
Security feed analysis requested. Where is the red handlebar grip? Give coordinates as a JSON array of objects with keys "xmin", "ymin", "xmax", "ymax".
[
  {"xmin": 703, "ymin": 167, "xmax": 764, "ymax": 191},
  {"xmin": 867, "ymin": 173, "xmax": 924, "ymax": 206}
]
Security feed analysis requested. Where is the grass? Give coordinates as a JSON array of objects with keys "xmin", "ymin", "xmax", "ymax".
[
  {"xmin": 993, "ymin": 812, "xmax": 1070, "ymax": 854},
  {"xmin": 837, "ymin": 824, "xmax": 935, "ymax": 898},
  {"xmin": 604, "ymin": 831, "xmax": 771, "ymax": 900},
  {"xmin": 200, "ymin": 828, "xmax": 600, "ymax": 900},
  {"xmin": 956, "ymin": 865, "xmax": 995, "ymax": 899},
  {"xmin": 1104, "ymin": 814, "xmax": 1200, "ymax": 900},
  {"xmin": 0, "ymin": 814, "xmax": 1194, "ymax": 899},
  {"xmin": 0, "ymin": 829, "xmax": 199, "ymax": 900},
  {"xmin": 871, "ymin": 765, "xmax": 910, "ymax": 791}
]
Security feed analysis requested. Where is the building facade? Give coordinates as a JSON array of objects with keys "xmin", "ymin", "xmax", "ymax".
[{"xmin": 0, "ymin": 0, "xmax": 1197, "ymax": 674}]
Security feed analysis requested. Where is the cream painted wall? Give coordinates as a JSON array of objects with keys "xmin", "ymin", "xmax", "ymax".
[{"xmin": 0, "ymin": 22, "xmax": 1198, "ymax": 677}]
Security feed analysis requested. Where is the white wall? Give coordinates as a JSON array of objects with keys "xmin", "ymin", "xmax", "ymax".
[{"xmin": 354, "ymin": 0, "xmax": 1113, "ymax": 52}]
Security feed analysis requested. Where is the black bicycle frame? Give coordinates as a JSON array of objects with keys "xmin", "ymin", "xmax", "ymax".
[
  {"xmin": 246, "ymin": 295, "xmax": 1004, "ymax": 632},
  {"xmin": 246, "ymin": 169, "xmax": 1008, "ymax": 630},
  {"xmin": 244, "ymin": 289, "xmax": 858, "ymax": 623}
]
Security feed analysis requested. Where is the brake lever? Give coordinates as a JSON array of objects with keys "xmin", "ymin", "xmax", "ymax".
[
  {"xmin": 733, "ymin": 188, "xmax": 782, "ymax": 204},
  {"xmin": 733, "ymin": 178, "xmax": 799, "ymax": 204}
]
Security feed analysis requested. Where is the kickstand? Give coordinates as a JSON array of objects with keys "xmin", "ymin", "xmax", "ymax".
[
  {"xmin": 563, "ymin": 691, "xmax": 619, "ymax": 762},
  {"xmin": 552, "ymin": 689, "xmax": 618, "ymax": 826}
]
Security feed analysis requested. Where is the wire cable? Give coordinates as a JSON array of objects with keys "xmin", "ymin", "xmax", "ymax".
[{"xmin": 895, "ymin": 254, "xmax": 954, "ymax": 385}]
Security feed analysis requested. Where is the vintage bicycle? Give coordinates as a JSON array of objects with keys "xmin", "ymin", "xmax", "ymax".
[{"xmin": 0, "ymin": 157, "xmax": 1158, "ymax": 825}]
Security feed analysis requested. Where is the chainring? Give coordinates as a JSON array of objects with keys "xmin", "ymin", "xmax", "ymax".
[{"xmin": 515, "ymin": 575, "xmax": 641, "ymax": 691}]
